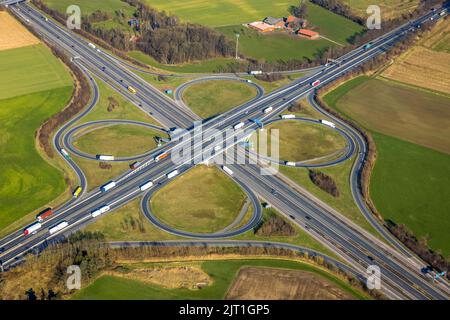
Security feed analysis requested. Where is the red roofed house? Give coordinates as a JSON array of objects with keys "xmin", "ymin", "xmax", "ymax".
[{"xmin": 298, "ymin": 29, "xmax": 319, "ymax": 40}]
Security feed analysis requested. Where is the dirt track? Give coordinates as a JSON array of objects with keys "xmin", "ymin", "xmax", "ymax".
[{"xmin": 0, "ymin": 11, "xmax": 39, "ymax": 51}]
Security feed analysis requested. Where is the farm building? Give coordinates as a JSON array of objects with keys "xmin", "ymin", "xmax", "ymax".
[
  {"xmin": 286, "ymin": 15, "xmax": 308, "ymax": 28},
  {"xmin": 248, "ymin": 21, "xmax": 276, "ymax": 33},
  {"xmin": 263, "ymin": 16, "xmax": 285, "ymax": 28},
  {"xmin": 298, "ymin": 29, "xmax": 319, "ymax": 40}
]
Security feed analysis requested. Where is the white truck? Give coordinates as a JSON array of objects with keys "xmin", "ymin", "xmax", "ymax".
[
  {"xmin": 233, "ymin": 122, "xmax": 245, "ymax": 130},
  {"xmin": 167, "ymin": 170, "xmax": 179, "ymax": 179},
  {"xmin": 49, "ymin": 221, "xmax": 69, "ymax": 235},
  {"xmin": 91, "ymin": 205, "xmax": 110, "ymax": 218},
  {"xmin": 222, "ymin": 166, "xmax": 234, "ymax": 176},
  {"xmin": 97, "ymin": 155, "xmax": 115, "ymax": 161},
  {"xmin": 281, "ymin": 114, "xmax": 295, "ymax": 119},
  {"xmin": 139, "ymin": 181, "xmax": 154, "ymax": 191},
  {"xmin": 88, "ymin": 42, "xmax": 96, "ymax": 49},
  {"xmin": 320, "ymin": 119, "xmax": 336, "ymax": 128},
  {"xmin": 23, "ymin": 222, "xmax": 42, "ymax": 236},
  {"xmin": 249, "ymin": 70, "xmax": 263, "ymax": 75},
  {"xmin": 100, "ymin": 181, "xmax": 116, "ymax": 192},
  {"xmin": 285, "ymin": 161, "xmax": 296, "ymax": 166},
  {"xmin": 264, "ymin": 106, "xmax": 273, "ymax": 114}
]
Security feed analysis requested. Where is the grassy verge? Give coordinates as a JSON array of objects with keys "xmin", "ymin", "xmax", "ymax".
[
  {"xmin": 129, "ymin": 51, "xmax": 238, "ymax": 73},
  {"xmin": 279, "ymin": 159, "xmax": 380, "ymax": 236},
  {"xmin": 182, "ymin": 80, "xmax": 257, "ymax": 118},
  {"xmin": 73, "ymin": 259, "xmax": 368, "ymax": 300},
  {"xmin": 150, "ymin": 166, "xmax": 247, "ymax": 234},
  {"xmin": 79, "ymin": 77, "xmax": 161, "ymax": 125}
]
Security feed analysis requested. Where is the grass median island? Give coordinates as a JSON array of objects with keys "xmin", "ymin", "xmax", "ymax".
[
  {"xmin": 73, "ymin": 259, "xmax": 367, "ymax": 300},
  {"xmin": 266, "ymin": 120, "xmax": 347, "ymax": 162},
  {"xmin": 72, "ymin": 124, "xmax": 166, "ymax": 158},
  {"xmin": 182, "ymin": 80, "xmax": 257, "ymax": 119},
  {"xmin": 150, "ymin": 166, "xmax": 247, "ymax": 234}
]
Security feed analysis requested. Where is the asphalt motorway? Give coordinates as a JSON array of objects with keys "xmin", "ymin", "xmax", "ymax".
[{"xmin": 0, "ymin": 1, "xmax": 449, "ymax": 299}]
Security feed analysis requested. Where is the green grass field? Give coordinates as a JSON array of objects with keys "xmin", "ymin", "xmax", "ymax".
[
  {"xmin": 266, "ymin": 120, "xmax": 347, "ymax": 162},
  {"xmin": 343, "ymin": 0, "xmax": 419, "ymax": 19},
  {"xmin": 73, "ymin": 124, "xmax": 165, "ymax": 157},
  {"xmin": 0, "ymin": 87, "xmax": 73, "ymax": 230},
  {"xmin": 73, "ymin": 259, "xmax": 367, "ymax": 300},
  {"xmin": 182, "ymin": 80, "xmax": 257, "ymax": 118},
  {"xmin": 150, "ymin": 166, "xmax": 247, "ymax": 234},
  {"xmin": 43, "ymin": 0, "xmax": 135, "ymax": 16},
  {"xmin": 0, "ymin": 45, "xmax": 72, "ymax": 100},
  {"xmin": 370, "ymin": 132, "xmax": 450, "ymax": 256},
  {"xmin": 324, "ymin": 76, "xmax": 450, "ymax": 256}
]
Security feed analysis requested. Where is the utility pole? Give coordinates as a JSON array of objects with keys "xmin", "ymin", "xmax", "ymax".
[{"xmin": 235, "ymin": 33, "xmax": 240, "ymax": 59}]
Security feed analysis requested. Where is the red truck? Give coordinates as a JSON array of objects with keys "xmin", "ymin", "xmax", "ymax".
[
  {"xmin": 311, "ymin": 80, "xmax": 321, "ymax": 87},
  {"xmin": 36, "ymin": 208, "xmax": 54, "ymax": 222}
]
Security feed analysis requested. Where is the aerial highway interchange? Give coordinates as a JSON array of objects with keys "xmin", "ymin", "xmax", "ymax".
[{"xmin": 0, "ymin": 0, "xmax": 449, "ymax": 300}]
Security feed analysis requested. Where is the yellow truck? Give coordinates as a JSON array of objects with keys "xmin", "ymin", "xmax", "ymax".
[{"xmin": 127, "ymin": 86, "xmax": 137, "ymax": 94}]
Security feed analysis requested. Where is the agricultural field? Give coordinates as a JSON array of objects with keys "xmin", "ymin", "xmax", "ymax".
[
  {"xmin": 0, "ymin": 87, "xmax": 73, "ymax": 231},
  {"xmin": 0, "ymin": 44, "xmax": 73, "ymax": 100},
  {"xmin": 381, "ymin": 46, "xmax": 450, "ymax": 94},
  {"xmin": 265, "ymin": 120, "xmax": 347, "ymax": 162},
  {"xmin": 0, "ymin": 19, "xmax": 74, "ymax": 231},
  {"xmin": 73, "ymin": 259, "xmax": 367, "ymax": 300},
  {"xmin": 150, "ymin": 166, "xmax": 247, "ymax": 234},
  {"xmin": 370, "ymin": 132, "xmax": 450, "ymax": 256},
  {"xmin": 0, "ymin": 12, "xmax": 39, "ymax": 51},
  {"xmin": 226, "ymin": 266, "xmax": 355, "ymax": 300},
  {"xmin": 343, "ymin": 0, "xmax": 419, "ymax": 20},
  {"xmin": 381, "ymin": 19, "xmax": 450, "ymax": 94},
  {"xmin": 182, "ymin": 80, "xmax": 257, "ymax": 119},
  {"xmin": 324, "ymin": 76, "xmax": 450, "ymax": 256},
  {"xmin": 72, "ymin": 124, "xmax": 165, "ymax": 158}
]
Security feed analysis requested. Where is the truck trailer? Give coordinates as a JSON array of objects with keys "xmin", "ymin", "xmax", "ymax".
[
  {"xmin": 49, "ymin": 221, "xmax": 69, "ymax": 235},
  {"xmin": 139, "ymin": 181, "xmax": 154, "ymax": 191},
  {"xmin": 281, "ymin": 114, "xmax": 295, "ymax": 119},
  {"xmin": 222, "ymin": 166, "xmax": 234, "ymax": 176},
  {"xmin": 36, "ymin": 208, "xmax": 54, "ymax": 222},
  {"xmin": 320, "ymin": 120, "xmax": 336, "ymax": 128},
  {"xmin": 23, "ymin": 222, "xmax": 42, "ymax": 236},
  {"xmin": 233, "ymin": 122, "xmax": 245, "ymax": 130},
  {"xmin": 97, "ymin": 155, "xmax": 115, "ymax": 161},
  {"xmin": 100, "ymin": 181, "xmax": 116, "ymax": 192},
  {"xmin": 167, "ymin": 170, "xmax": 179, "ymax": 179}
]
